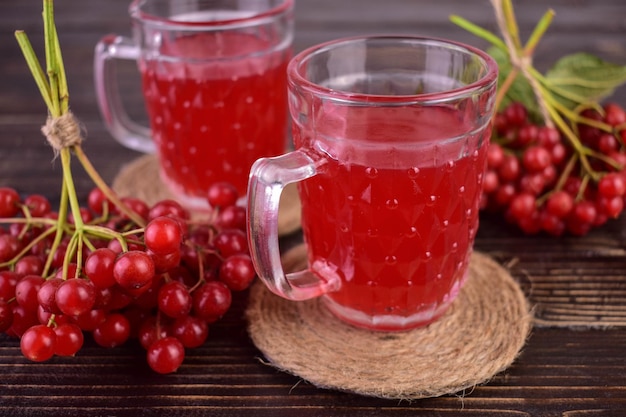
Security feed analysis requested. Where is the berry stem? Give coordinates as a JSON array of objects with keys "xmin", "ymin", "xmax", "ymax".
[
  {"xmin": 5, "ymin": 0, "xmax": 254, "ymax": 372},
  {"xmin": 495, "ymin": 67, "xmax": 520, "ymax": 115},
  {"xmin": 60, "ymin": 149, "xmax": 85, "ymax": 229},
  {"xmin": 544, "ymin": 103, "xmax": 599, "ymax": 180},
  {"xmin": 499, "ymin": 0, "xmax": 521, "ymax": 51},
  {"xmin": 490, "ymin": 0, "xmax": 553, "ymax": 127},
  {"xmin": 0, "ymin": 225, "xmax": 57, "ymax": 271},
  {"xmin": 73, "ymin": 146, "xmax": 146, "ymax": 227},
  {"xmin": 63, "ymin": 232, "xmax": 81, "ymax": 278},
  {"xmin": 531, "ymin": 68, "xmax": 615, "ymax": 135},
  {"xmin": 14, "ymin": 31, "xmax": 53, "ymax": 112},
  {"xmin": 43, "ymin": 8, "xmax": 60, "ymax": 117},
  {"xmin": 576, "ymin": 174, "xmax": 591, "ymax": 202},
  {"xmin": 457, "ymin": 0, "xmax": 624, "ymax": 181},
  {"xmin": 448, "ymin": 15, "xmax": 507, "ymax": 51},
  {"xmin": 14, "ymin": 0, "xmax": 147, "ymax": 278},
  {"xmin": 522, "ymin": 8, "xmax": 555, "ymax": 58},
  {"xmin": 535, "ymin": 152, "xmax": 579, "ymax": 207},
  {"xmin": 450, "ymin": 4, "xmax": 555, "ymax": 125},
  {"xmin": 43, "ymin": 185, "xmax": 68, "ymax": 277}
]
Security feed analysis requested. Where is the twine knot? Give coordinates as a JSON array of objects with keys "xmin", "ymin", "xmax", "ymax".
[{"xmin": 41, "ymin": 111, "xmax": 83, "ymax": 153}]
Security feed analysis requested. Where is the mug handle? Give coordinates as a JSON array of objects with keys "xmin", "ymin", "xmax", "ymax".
[
  {"xmin": 247, "ymin": 150, "xmax": 342, "ymax": 301},
  {"xmin": 94, "ymin": 34, "xmax": 155, "ymax": 154}
]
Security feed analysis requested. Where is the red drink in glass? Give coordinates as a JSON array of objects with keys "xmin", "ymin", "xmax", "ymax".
[
  {"xmin": 296, "ymin": 105, "xmax": 489, "ymax": 330},
  {"xmin": 247, "ymin": 36, "xmax": 498, "ymax": 331},
  {"xmin": 95, "ymin": 1, "xmax": 293, "ymax": 210},
  {"xmin": 141, "ymin": 30, "xmax": 290, "ymax": 201}
]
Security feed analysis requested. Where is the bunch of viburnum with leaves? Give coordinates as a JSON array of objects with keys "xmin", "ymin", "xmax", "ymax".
[
  {"xmin": 453, "ymin": 0, "xmax": 626, "ymax": 236},
  {"xmin": 0, "ymin": 0, "xmax": 256, "ymax": 374}
]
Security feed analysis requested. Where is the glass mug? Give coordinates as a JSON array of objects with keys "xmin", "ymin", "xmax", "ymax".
[
  {"xmin": 247, "ymin": 36, "xmax": 498, "ymax": 331},
  {"xmin": 94, "ymin": 0, "xmax": 294, "ymax": 210}
]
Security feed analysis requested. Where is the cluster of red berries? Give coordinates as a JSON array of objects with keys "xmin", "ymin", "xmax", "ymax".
[
  {"xmin": 481, "ymin": 101, "xmax": 626, "ymax": 236},
  {"xmin": 0, "ymin": 182, "xmax": 254, "ymax": 374}
]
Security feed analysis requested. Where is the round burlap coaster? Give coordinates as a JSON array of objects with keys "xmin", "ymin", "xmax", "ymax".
[
  {"xmin": 246, "ymin": 245, "xmax": 532, "ymax": 399},
  {"xmin": 112, "ymin": 154, "xmax": 302, "ymax": 236}
]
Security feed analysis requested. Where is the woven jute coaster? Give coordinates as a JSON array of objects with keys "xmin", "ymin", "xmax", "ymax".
[
  {"xmin": 111, "ymin": 154, "xmax": 302, "ymax": 236},
  {"xmin": 246, "ymin": 244, "xmax": 532, "ymax": 400}
]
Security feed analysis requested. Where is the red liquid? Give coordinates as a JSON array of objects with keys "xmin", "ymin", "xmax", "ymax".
[
  {"xmin": 295, "ymin": 105, "xmax": 490, "ymax": 330},
  {"xmin": 140, "ymin": 31, "xmax": 290, "ymax": 207}
]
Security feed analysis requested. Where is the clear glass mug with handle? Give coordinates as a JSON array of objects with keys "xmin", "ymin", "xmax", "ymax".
[
  {"xmin": 247, "ymin": 35, "xmax": 498, "ymax": 331},
  {"xmin": 94, "ymin": 0, "xmax": 294, "ymax": 210}
]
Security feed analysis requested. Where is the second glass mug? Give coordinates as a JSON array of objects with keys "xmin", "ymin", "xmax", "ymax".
[
  {"xmin": 248, "ymin": 35, "xmax": 498, "ymax": 331},
  {"xmin": 95, "ymin": 0, "xmax": 294, "ymax": 210}
]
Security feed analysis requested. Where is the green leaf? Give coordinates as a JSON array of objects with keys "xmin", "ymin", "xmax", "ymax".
[
  {"xmin": 545, "ymin": 52, "xmax": 626, "ymax": 110},
  {"xmin": 488, "ymin": 46, "xmax": 542, "ymax": 120}
]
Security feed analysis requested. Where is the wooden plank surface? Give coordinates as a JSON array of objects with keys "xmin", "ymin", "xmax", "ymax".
[{"xmin": 1, "ymin": 1, "xmax": 626, "ymax": 416}]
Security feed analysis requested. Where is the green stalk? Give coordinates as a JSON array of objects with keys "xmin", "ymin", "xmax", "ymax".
[
  {"xmin": 60, "ymin": 149, "xmax": 85, "ymax": 230},
  {"xmin": 0, "ymin": 226, "xmax": 58, "ymax": 270},
  {"xmin": 0, "ymin": 218, "xmax": 57, "ymax": 228},
  {"xmin": 15, "ymin": 0, "xmax": 148, "ymax": 278},
  {"xmin": 14, "ymin": 32, "xmax": 53, "ymax": 111},
  {"xmin": 536, "ymin": 78, "xmax": 613, "ymax": 133},
  {"xmin": 73, "ymin": 146, "xmax": 147, "ymax": 227},
  {"xmin": 549, "ymin": 76, "xmax": 626, "ymax": 90},
  {"xmin": 81, "ymin": 225, "xmax": 125, "ymax": 240},
  {"xmin": 545, "ymin": 103, "xmax": 600, "ymax": 181},
  {"xmin": 533, "ymin": 69, "xmax": 591, "ymax": 106},
  {"xmin": 62, "ymin": 232, "xmax": 80, "ymax": 279},
  {"xmin": 536, "ymin": 152, "xmax": 579, "ymax": 206},
  {"xmin": 43, "ymin": 180, "xmax": 69, "ymax": 277},
  {"xmin": 74, "ymin": 235, "xmax": 85, "ymax": 278},
  {"xmin": 43, "ymin": 0, "xmax": 60, "ymax": 117},
  {"xmin": 495, "ymin": 66, "xmax": 520, "ymax": 111},
  {"xmin": 449, "ymin": 15, "xmax": 507, "ymax": 51},
  {"xmin": 523, "ymin": 9, "xmax": 555, "ymax": 57},
  {"xmin": 49, "ymin": 11, "xmax": 69, "ymax": 114},
  {"xmin": 576, "ymin": 174, "xmax": 591, "ymax": 201},
  {"xmin": 81, "ymin": 236, "xmax": 98, "ymax": 253},
  {"xmin": 17, "ymin": 204, "xmax": 35, "ymax": 241},
  {"xmin": 501, "ymin": 0, "xmax": 522, "ymax": 51}
]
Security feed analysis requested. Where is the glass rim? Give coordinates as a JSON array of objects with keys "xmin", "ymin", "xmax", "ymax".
[
  {"xmin": 288, "ymin": 35, "xmax": 499, "ymax": 105},
  {"xmin": 129, "ymin": 0, "xmax": 293, "ymax": 30}
]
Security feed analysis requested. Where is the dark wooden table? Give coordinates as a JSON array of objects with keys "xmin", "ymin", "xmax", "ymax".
[{"xmin": 1, "ymin": 1, "xmax": 626, "ymax": 416}]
